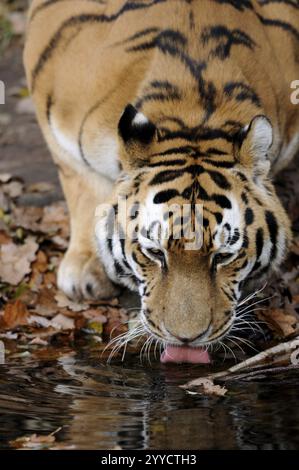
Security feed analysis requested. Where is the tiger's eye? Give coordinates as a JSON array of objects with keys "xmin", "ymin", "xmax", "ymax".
[{"xmin": 146, "ymin": 249, "xmax": 167, "ymax": 270}]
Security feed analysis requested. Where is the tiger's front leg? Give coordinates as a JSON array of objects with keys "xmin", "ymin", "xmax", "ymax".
[{"xmin": 56, "ymin": 162, "xmax": 120, "ymax": 301}]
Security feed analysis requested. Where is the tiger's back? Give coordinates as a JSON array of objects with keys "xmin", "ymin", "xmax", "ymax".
[{"xmin": 25, "ymin": 0, "xmax": 299, "ymax": 175}]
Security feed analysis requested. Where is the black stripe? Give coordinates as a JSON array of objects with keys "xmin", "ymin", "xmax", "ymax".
[
  {"xmin": 150, "ymin": 146, "xmax": 204, "ymax": 157},
  {"xmin": 255, "ymin": 227, "xmax": 264, "ymax": 260},
  {"xmin": 126, "ymin": 28, "xmax": 217, "ymax": 120},
  {"xmin": 147, "ymin": 159, "xmax": 187, "ymax": 167},
  {"xmin": 265, "ymin": 210, "xmax": 278, "ymax": 259},
  {"xmin": 212, "ymin": 194, "xmax": 232, "ymax": 209},
  {"xmin": 221, "ymin": 287, "xmax": 235, "ymax": 302},
  {"xmin": 153, "ymin": 189, "xmax": 179, "ymax": 204},
  {"xmin": 136, "ymin": 91, "xmax": 181, "ymax": 109},
  {"xmin": 224, "ymin": 82, "xmax": 261, "ymax": 107},
  {"xmin": 245, "ymin": 207, "xmax": 254, "ymax": 225},
  {"xmin": 150, "ymin": 80, "xmax": 180, "ymax": 92},
  {"xmin": 114, "ymin": 260, "xmax": 126, "ymax": 277},
  {"xmin": 206, "ymin": 148, "xmax": 229, "ymax": 156},
  {"xmin": 257, "ymin": 13, "xmax": 299, "ymax": 42},
  {"xmin": 207, "ymin": 170, "xmax": 232, "ymax": 190},
  {"xmin": 119, "ymin": 27, "xmax": 160, "ymax": 44},
  {"xmin": 241, "ymin": 191, "xmax": 249, "ymax": 204},
  {"xmin": 202, "ymin": 158, "xmax": 235, "ymax": 168},
  {"xmin": 258, "ymin": 0, "xmax": 299, "ymax": 9},
  {"xmin": 239, "ymin": 258, "xmax": 248, "ymax": 270},
  {"xmin": 158, "ymin": 127, "xmax": 235, "ymax": 143},
  {"xmin": 30, "ymin": 0, "xmax": 108, "ymax": 22},
  {"xmin": 230, "ymin": 228, "xmax": 240, "ymax": 245},
  {"xmin": 214, "ymin": 0, "xmax": 254, "ymax": 10},
  {"xmin": 236, "ymin": 171, "xmax": 248, "ymax": 182},
  {"xmin": 46, "ymin": 94, "xmax": 53, "ymax": 122},
  {"xmin": 201, "ymin": 25, "xmax": 256, "ymax": 60},
  {"xmin": 150, "ymin": 168, "xmax": 186, "ymax": 185}
]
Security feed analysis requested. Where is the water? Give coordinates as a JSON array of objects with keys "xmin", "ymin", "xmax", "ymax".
[{"xmin": 1, "ymin": 349, "xmax": 299, "ymax": 450}]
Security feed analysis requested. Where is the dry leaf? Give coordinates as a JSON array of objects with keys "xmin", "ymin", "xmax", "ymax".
[
  {"xmin": 51, "ymin": 314, "xmax": 75, "ymax": 330},
  {"xmin": 28, "ymin": 315, "xmax": 52, "ymax": 328},
  {"xmin": 0, "ymin": 174, "xmax": 12, "ymax": 183},
  {"xmin": 83, "ymin": 308, "xmax": 107, "ymax": 323},
  {"xmin": 10, "ymin": 428, "xmax": 61, "ymax": 450},
  {"xmin": 3, "ymin": 181, "xmax": 23, "ymax": 198},
  {"xmin": 29, "ymin": 337, "xmax": 48, "ymax": 346},
  {"xmin": 32, "ymin": 288, "xmax": 58, "ymax": 317},
  {"xmin": 0, "ymin": 237, "xmax": 38, "ymax": 285},
  {"xmin": 2, "ymin": 300, "xmax": 29, "ymax": 329},
  {"xmin": 11, "ymin": 206, "xmax": 44, "ymax": 232},
  {"xmin": 32, "ymin": 251, "xmax": 48, "ymax": 274},
  {"xmin": 182, "ymin": 378, "xmax": 227, "ymax": 397}
]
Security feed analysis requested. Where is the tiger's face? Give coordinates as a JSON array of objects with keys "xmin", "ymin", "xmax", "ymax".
[{"xmin": 96, "ymin": 105, "xmax": 292, "ymax": 349}]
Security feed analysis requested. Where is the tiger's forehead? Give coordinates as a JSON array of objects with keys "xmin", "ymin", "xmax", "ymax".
[{"xmin": 138, "ymin": 189, "xmax": 242, "ymax": 253}]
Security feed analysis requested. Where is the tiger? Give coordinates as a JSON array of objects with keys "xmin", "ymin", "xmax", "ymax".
[{"xmin": 24, "ymin": 0, "xmax": 299, "ymax": 362}]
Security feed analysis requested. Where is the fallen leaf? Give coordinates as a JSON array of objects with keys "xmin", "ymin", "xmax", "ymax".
[
  {"xmin": 0, "ymin": 174, "xmax": 12, "ymax": 183},
  {"xmin": 83, "ymin": 308, "xmax": 107, "ymax": 323},
  {"xmin": 51, "ymin": 314, "xmax": 75, "ymax": 330},
  {"xmin": 3, "ymin": 181, "xmax": 23, "ymax": 198},
  {"xmin": 29, "ymin": 337, "xmax": 48, "ymax": 346},
  {"xmin": 2, "ymin": 300, "xmax": 29, "ymax": 329},
  {"xmin": 10, "ymin": 428, "xmax": 61, "ymax": 450},
  {"xmin": 0, "ymin": 237, "xmax": 38, "ymax": 285},
  {"xmin": 11, "ymin": 206, "xmax": 43, "ymax": 232},
  {"xmin": 32, "ymin": 288, "xmax": 58, "ymax": 317},
  {"xmin": 28, "ymin": 315, "xmax": 52, "ymax": 328},
  {"xmin": 182, "ymin": 378, "xmax": 227, "ymax": 397}
]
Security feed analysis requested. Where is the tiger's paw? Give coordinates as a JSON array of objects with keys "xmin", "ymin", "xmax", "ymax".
[{"xmin": 57, "ymin": 250, "xmax": 120, "ymax": 301}]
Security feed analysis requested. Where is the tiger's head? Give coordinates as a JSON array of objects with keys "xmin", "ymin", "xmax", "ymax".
[{"xmin": 96, "ymin": 105, "xmax": 292, "ymax": 350}]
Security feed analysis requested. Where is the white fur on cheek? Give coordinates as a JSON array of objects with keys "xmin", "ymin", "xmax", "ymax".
[
  {"xmin": 139, "ymin": 191, "xmax": 169, "ymax": 247},
  {"xmin": 213, "ymin": 197, "xmax": 242, "ymax": 251}
]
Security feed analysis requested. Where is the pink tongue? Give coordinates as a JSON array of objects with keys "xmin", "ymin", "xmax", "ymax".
[{"xmin": 160, "ymin": 345, "xmax": 211, "ymax": 364}]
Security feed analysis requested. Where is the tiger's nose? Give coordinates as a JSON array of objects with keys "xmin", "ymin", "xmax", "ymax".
[{"xmin": 166, "ymin": 325, "xmax": 211, "ymax": 344}]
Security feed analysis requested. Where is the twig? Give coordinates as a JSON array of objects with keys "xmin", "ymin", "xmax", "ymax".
[{"xmin": 182, "ymin": 336, "xmax": 299, "ymax": 390}]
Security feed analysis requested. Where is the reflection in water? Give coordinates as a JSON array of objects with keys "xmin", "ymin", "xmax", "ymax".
[{"xmin": 0, "ymin": 352, "xmax": 299, "ymax": 449}]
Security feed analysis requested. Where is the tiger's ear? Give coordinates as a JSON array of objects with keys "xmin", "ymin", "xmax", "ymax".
[
  {"xmin": 118, "ymin": 104, "xmax": 156, "ymax": 169},
  {"xmin": 238, "ymin": 115, "xmax": 273, "ymax": 178}
]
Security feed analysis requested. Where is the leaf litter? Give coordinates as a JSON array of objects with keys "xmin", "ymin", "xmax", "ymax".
[{"xmin": 0, "ymin": 174, "xmax": 136, "ymax": 365}]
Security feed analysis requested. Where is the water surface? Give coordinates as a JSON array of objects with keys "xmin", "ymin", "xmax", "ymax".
[{"xmin": 1, "ymin": 349, "xmax": 299, "ymax": 450}]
